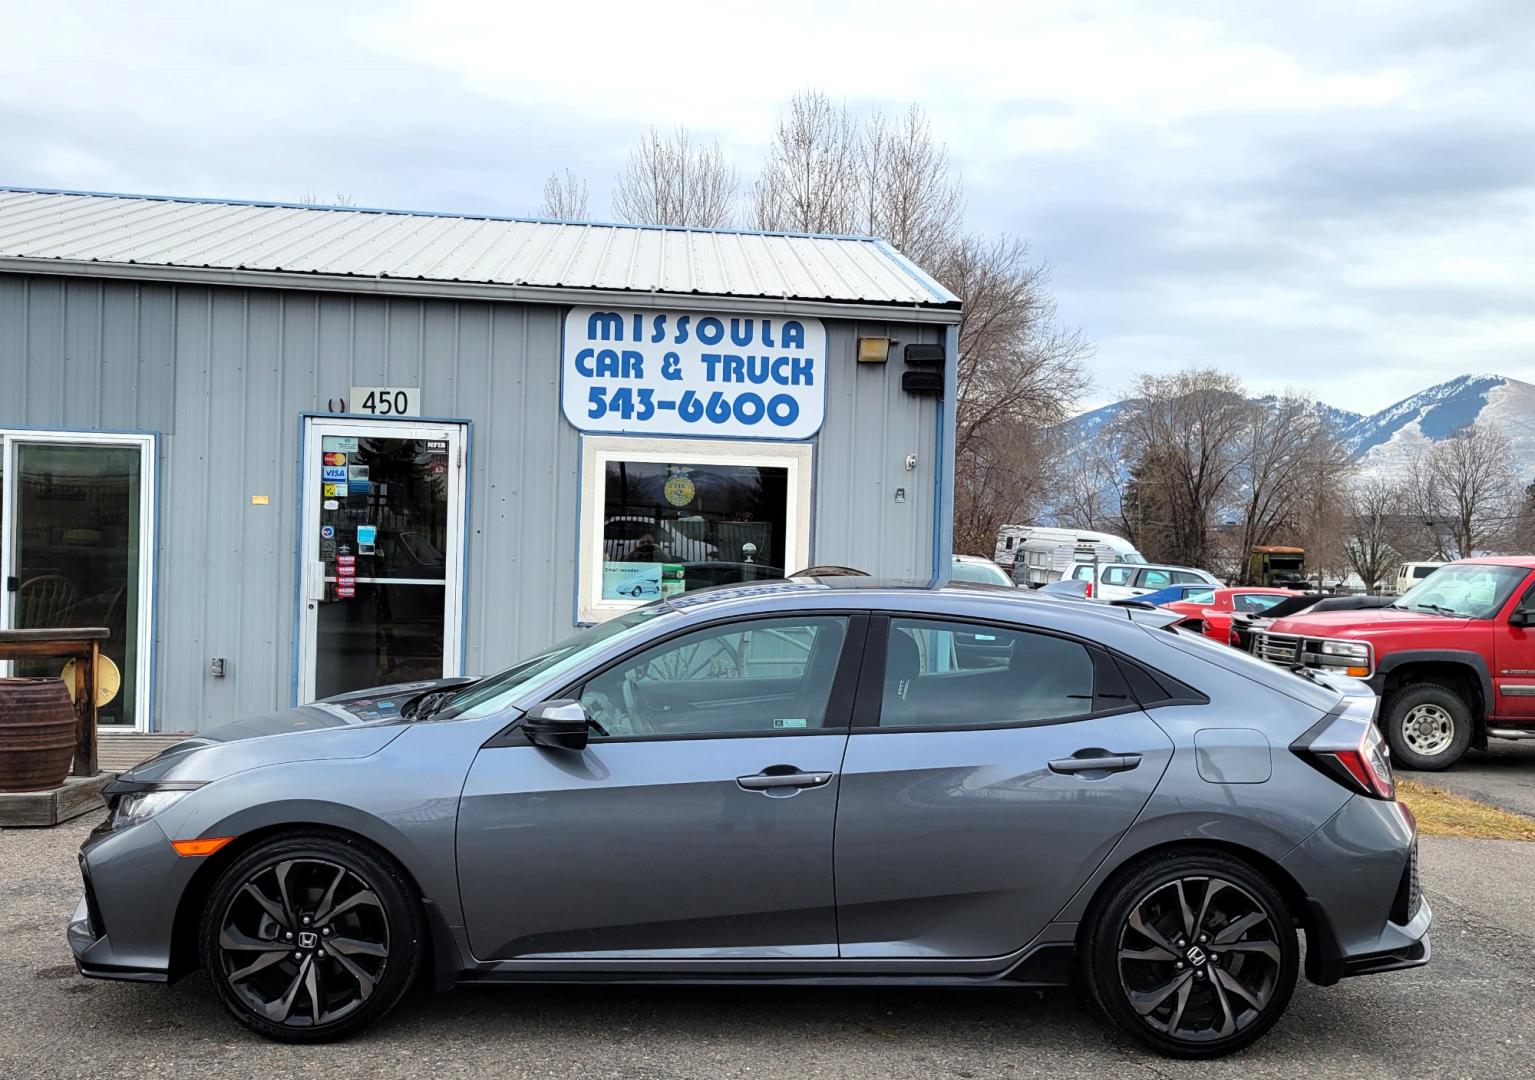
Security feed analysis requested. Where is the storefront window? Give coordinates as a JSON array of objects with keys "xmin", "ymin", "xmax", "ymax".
[
  {"xmin": 579, "ymin": 437, "xmax": 812, "ymax": 623},
  {"xmin": 601, "ymin": 460, "xmax": 788, "ymax": 600}
]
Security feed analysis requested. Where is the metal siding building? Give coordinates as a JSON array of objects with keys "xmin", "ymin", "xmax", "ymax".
[{"xmin": 0, "ymin": 189, "xmax": 958, "ymax": 732}]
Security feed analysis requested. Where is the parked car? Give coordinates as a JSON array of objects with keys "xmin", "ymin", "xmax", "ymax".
[
  {"xmin": 1251, "ymin": 557, "xmax": 1535, "ymax": 770},
  {"xmin": 1229, "ymin": 593, "xmax": 1394, "ymax": 653},
  {"xmin": 71, "ymin": 578, "xmax": 1428, "ymax": 1057},
  {"xmin": 1067, "ymin": 561, "xmax": 1222, "ymax": 601},
  {"xmin": 1150, "ymin": 586, "xmax": 1299, "ymax": 645},
  {"xmin": 995, "ymin": 526, "xmax": 1144, "ymax": 588},
  {"xmin": 950, "ymin": 554, "xmax": 1015, "ymax": 587},
  {"xmin": 1394, "ymin": 561, "xmax": 1445, "ymax": 597}
]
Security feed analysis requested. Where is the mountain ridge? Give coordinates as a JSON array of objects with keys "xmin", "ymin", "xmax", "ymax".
[{"xmin": 1057, "ymin": 373, "xmax": 1535, "ymax": 485}]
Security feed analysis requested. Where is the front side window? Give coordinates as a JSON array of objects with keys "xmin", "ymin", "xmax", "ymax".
[
  {"xmin": 1171, "ymin": 571, "xmax": 1206, "ymax": 585},
  {"xmin": 879, "ymin": 618, "xmax": 1096, "ymax": 729},
  {"xmin": 1139, "ymin": 569, "xmax": 1172, "ymax": 589},
  {"xmin": 578, "ymin": 615, "xmax": 849, "ymax": 737}
]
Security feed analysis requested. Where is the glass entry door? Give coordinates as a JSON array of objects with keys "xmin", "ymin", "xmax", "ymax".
[
  {"xmin": 0, "ymin": 432, "xmax": 155, "ymax": 730},
  {"xmin": 298, "ymin": 419, "xmax": 466, "ymax": 703}
]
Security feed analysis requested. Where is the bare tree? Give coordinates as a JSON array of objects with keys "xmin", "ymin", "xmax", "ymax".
[
  {"xmin": 859, "ymin": 104, "xmax": 963, "ymax": 266},
  {"xmin": 1051, "ymin": 443, "xmax": 1122, "ymax": 532},
  {"xmin": 300, "ymin": 190, "xmax": 356, "ymax": 207},
  {"xmin": 1229, "ymin": 394, "xmax": 1326, "ymax": 565},
  {"xmin": 1288, "ymin": 423, "xmax": 1356, "ymax": 589},
  {"xmin": 752, "ymin": 90, "xmax": 862, "ymax": 234},
  {"xmin": 611, "ymin": 126, "xmax": 738, "ymax": 228},
  {"xmin": 936, "ymin": 236, "xmax": 1089, "ymax": 551},
  {"xmin": 539, "ymin": 169, "xmax": 589, "ymax": 219},
  {"xmin": 1345, "ymin": 477, "xmax": 1404, "ymax": 593},
  {"xmin": 1115, "ymin": 370, "xmax": 1250, "ymax": 568},
  {"xmin": 1405, "ymin": 425, "xmax": 1518, "ymax": 558}
]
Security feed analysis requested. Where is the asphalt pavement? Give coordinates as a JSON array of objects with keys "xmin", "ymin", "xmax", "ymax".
[
  {"xmin": 1400, "ymin": 738, "xmax": 1535, "ymax": 819},
  {"xmin": 3, "ymin": 811, "xmax": 1533, "ymax": 1080}
]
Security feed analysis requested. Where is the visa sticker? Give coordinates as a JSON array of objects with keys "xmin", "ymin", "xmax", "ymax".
[
  {"xmin": 772, "ymin": 718, "xmax": 808, "ymax": 729},
  {"xmin": 322, "ymin": 465, "xmax": 347, "ymax": 481}
]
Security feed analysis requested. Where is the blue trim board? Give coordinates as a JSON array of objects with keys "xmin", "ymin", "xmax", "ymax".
[
  {"xmin": 147, "ymin": 431, "xmax": 162, "ymax": 733},
  {"xmin": 933, "ymin": 323, "xmax": 958, "ymax": 585}
]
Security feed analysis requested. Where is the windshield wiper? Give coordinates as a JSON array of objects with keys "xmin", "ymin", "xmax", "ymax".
[
  {"xmin": 403, "ymin": 685, "xmax": 470, "ymax": 720},
  {"xmin": 1410, "ymin": 603, "xmax": 1462, "ymax": 617}
]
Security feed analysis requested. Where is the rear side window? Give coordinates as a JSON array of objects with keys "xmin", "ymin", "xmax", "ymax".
[
  {"xmin": 1139, "ymin": 568, "xmax": 1172, "ymax": 588},
  {"xmin": 880, "ymin": 618, "xmax": 1096, "ymax": 728},
  {"xmin": 1102, "ymin": 566, "xmax": 1136, "ymax": 585},
  {"xmin": 1233, "ymin": 593, "xmax": 1283, "ymax": 613},
  {"xmin": 1072, "ymin": 564, "xmax": 1094, "ymax": 582}
]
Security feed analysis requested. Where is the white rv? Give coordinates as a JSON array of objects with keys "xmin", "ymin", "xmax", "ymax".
[{"xmin": 994, "ymin": 526, "xmax": 1146, "ymax": 588}]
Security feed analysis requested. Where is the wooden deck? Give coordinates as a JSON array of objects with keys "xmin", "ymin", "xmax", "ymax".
[{"xmin": 97, "ymin": 732, "xmax": 195, "ymax": 772}]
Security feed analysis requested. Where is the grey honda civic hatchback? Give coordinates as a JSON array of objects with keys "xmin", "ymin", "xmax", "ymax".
[{"xmin": 70, "ymin": 579, "xmax": 1429, "ymax": 1057}]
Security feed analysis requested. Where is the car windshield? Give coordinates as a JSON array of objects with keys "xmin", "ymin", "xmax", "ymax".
[
  {"xmin": 951, "ymin": 559, "xmax": 1013, "ymax": 586},
  {"xmin": 437, "ymin": 607, "xmax": 668, "ymax": 720},
  {"xmin": 1394, "ymin": 564, "xmax": 1528, "ymax": 619}
]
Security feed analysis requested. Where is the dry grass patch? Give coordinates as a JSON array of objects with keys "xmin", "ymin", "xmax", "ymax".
[{"xmin": 1397, "ymin": 778, "xmax": 1535, "ymax": 841}]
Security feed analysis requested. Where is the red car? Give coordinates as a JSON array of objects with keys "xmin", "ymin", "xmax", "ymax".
[{"xmin": 1160, "ymin": 586, "xmax": 1299, "ymax": 644}]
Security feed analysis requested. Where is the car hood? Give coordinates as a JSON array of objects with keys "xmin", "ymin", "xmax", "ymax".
[
  {"xmin": 123, "ymin": 677, "xmax": 475, "ymax": 784},
  {"xmin": 1265, "ymin": 607, "xmax": 1471, "ymax": 638}
]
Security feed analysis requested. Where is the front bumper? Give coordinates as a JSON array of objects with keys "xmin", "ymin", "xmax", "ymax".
[{"xmin": 68, "ymin": 818, "xmax": 196, "ymax": 983}]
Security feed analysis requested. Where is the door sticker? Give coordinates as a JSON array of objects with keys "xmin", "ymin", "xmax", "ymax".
[
  {"xmin": 321, "ymin": 436, "xmax": 359, "ymax": 453},
  {"xmin": 322, "ymin": 465, "xmax": 347, "ymax": 481},
  {"xmin": 323, "ymin": 482, "xmax": 346, "ymax": 498}
]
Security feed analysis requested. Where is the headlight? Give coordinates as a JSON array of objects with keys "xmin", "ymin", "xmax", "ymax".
[
  {"xmin": 1320, "ymin": 640, "xmax": 1369, "ymax": 659},
  {"xmin": 105, "ymin": 787, "xmax": 196, "ymax": 831}
]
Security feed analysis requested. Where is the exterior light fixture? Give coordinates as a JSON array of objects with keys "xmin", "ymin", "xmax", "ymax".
[{"xmin": 857, "ymin": 337, "xmax": 892, "ymax": 363}]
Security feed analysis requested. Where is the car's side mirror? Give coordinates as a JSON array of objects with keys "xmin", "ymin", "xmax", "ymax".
[
  {"xmin": 522, "ymin": 699, "xmax": 590, "ymax": 751},
  {"xmin": 1511, "ymin": 608, "xmax": 1535, "ymax": 628}
]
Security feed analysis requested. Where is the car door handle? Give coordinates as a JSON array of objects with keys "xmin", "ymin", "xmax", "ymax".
[
  {"xmin": 1048, "ymin": 753, "xmax": 1142, "ymax": 775},
  {"xmin": 737, "ymin": 770, "xmax": 833, "ymax": 791}
]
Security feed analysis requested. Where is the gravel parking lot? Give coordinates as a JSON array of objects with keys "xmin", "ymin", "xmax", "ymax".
[
  {"xmin": 1401, "ymin": 740, "xmax": 1535, "ymax": 820},
  {"xmin": 4, "ymin": 811, "xmax": 1533, "ymax": 1080}
]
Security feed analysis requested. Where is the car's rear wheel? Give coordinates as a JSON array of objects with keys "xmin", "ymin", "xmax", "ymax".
[
  {"xmin": 1383, "ymin": 683, "xmax": 1472, "ymax": 771},
  {"xmin": 199, "ymin": 832, "xmax": 423, "ymax": 1043},
  {"xmin": 1084, "ymin": 851, "xmax": 1299, "ymax": 1058}
]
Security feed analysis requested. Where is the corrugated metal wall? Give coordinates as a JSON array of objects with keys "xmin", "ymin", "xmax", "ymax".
[{"xmin": 0, "ymin": 272, "xmax": 941, "ymax": 731}]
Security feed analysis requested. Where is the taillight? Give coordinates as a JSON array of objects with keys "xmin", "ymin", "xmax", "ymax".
[
  {"xmin": 1085, "ymin": 581, "xmax": 1093, "ymax": 598},
  {"xmin": 1291, "ymin": 694, "xmax": 1395, "ymax": 800}
]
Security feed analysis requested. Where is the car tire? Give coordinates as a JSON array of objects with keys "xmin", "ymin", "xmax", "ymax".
[
  {"xmin": 1382, "ymin": 683, "xmax": 1473, "ymax": 771},
  {"xmin": 199, "ymin": 831, "xmax": 424, "ymax": 1043},
  {"xmin": 1083, "ymin": 850, "xmax": 1299, "ymax": 1059}
]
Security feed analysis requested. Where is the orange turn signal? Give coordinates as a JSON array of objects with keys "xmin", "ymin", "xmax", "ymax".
[
  {"xmin": 1346, "ymin": 666, "xmax": 1370, "ymax": 678},
  {"xmin": 171, "ymin": 836, "xmax": 236, "ymax": 857}
]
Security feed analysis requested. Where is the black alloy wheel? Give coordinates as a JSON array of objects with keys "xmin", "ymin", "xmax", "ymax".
[
  {"xmin": 200, "ymin": 833, "xmax": 423, "ymax": 1042},
  {"xmin": 1085, "ymin": 852, "xmax": 1298, "ymax": 1058}
]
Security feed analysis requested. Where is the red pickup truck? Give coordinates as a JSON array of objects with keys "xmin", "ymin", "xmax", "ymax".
[{"xmin": 1251, "ymin": 557, "xmax": 1535, "ymax": 771}]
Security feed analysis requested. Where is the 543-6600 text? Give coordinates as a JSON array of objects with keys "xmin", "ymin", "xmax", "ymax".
[{"xmin": 586, "ymin": 387, "xmax": 801, "ymax": 428}]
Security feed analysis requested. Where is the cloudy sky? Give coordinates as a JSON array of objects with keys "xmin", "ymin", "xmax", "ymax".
[{"xmin": 4, "ymin": 0, "xmax": 1532, "ymax": 413}]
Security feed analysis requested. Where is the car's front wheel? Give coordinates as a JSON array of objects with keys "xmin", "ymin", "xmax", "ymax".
[
  {"xmin": 1383, "ymin": 683, "xmax": 1472, "ymax": 771},
  {"xmin": 199, "ymin": 832, "xmax": 423, "ymax": 1042},
  {"xmin": 1084, "ymin": 851, "xmax": 1299, "ymax": 1058}
]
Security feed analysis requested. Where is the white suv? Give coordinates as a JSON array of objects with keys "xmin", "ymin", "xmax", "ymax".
[{"xmin": 1067, "ymin": 561, "xmax": 1221, "ymax": 601}]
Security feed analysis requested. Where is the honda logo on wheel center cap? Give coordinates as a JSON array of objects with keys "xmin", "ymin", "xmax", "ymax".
[
  {"xmin": 1185, "ymin": 945, "xmax": 1206, "ymax": 966},
  {"xmin": 298, "ymin": 931, "xmax": 318, "ymax": 949}
]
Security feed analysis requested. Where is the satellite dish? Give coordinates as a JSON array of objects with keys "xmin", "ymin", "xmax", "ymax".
[{"xmin": 60, "ymin": 655, "xmax": 122, "ymax": 708}]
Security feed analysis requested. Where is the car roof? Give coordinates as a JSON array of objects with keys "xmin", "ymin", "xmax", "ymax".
[{"xmin": 1452, "ymin": 556, "xmax": 1535, "ymax": 569}]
